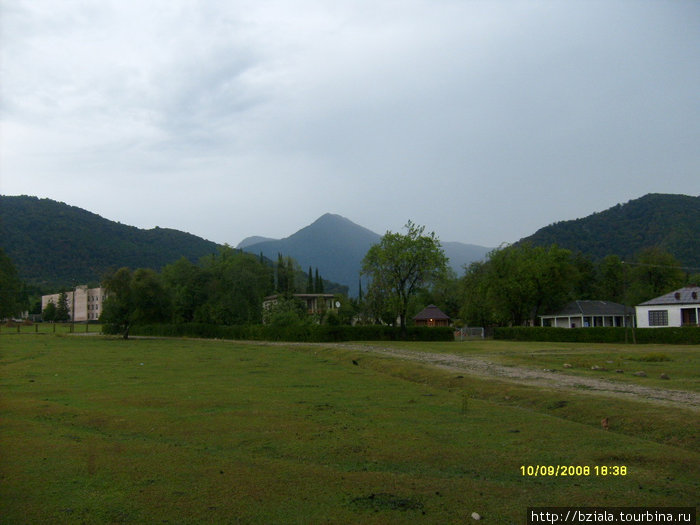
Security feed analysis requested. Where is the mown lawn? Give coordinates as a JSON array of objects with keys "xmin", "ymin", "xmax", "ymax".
[{"xmin": 1, "ymin": 335, "xmax": 698, "ymax": 524}]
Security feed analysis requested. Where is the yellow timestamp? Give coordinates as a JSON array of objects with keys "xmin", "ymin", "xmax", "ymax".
[{"xmin": 520, "ymin": 465, "xmax": 628, "ymax": 477}]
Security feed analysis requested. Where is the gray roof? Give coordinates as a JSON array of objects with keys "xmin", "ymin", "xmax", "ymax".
[
  {"xmin": 541, "ymin": 300, "xmax": 632, "ymax": 317},
  {"xmin": 638, "ymin": 286, "xmax": 700, "ymax": 306}
]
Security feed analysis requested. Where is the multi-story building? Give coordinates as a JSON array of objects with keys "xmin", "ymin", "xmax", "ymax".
[{"xmin": 41, "ymin": 285, "xmax": 106, "ymax": 322}]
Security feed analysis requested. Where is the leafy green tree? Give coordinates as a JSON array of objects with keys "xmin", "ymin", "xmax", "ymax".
[
  {"xmin": 198, "ymin": 247, "xmax": 274, "ymax": 324},
  {"xmin": 571, "ymin": 252, "xmax": 597, "ymax": 300},
  {"xmin": 627, "ymin": 247, "xmax": 685, "ymax": 304},
  {"xmin": 596, "ymin": 254, "xmax": 626, "ymax": 303},
  {"xmin": 362, "ymin": 221, "xmax": 448, "ymax": 335},
  {"xmin": 264, "ymin": 295, "xmax": 310, "ymax": 327},
  {"xmin": 162, "ymin": 257, "xmax": 208, "ymax": 323},
  {"xmin": 459, "ymin": 243, "xmax": 576, "ymax": 326},
  {"xmin": 101, "ymin": 267, "xmax": 135, "ymax": 338},
  {"xmin": 42, "ymin": 300, "xmax": 57, "ymax": 322},
  {"xmin": 131, "ymin": 268, "xmax": 171, "ymax": 324},
  {"xmin": 0, "ymin": 248, "xmax": 25, "ymax": 319},
  {"xmin": 459, "ymin": 260, "xmax": 493, "ymax": 327},
  {"xmin": 416, "ymin": 267, "xmax": 460, "ymax": 322},
  {"xmin": 55, "ymin": 292, "xmax": 71, "ymax": 322}
]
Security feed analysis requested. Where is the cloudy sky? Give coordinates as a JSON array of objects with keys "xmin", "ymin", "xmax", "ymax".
[{"xmin": 1, "ymin": 1, "xmax": 698, "ymax": 248}]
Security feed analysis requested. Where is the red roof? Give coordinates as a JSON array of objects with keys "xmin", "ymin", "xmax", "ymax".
[{"xmin": 413, "ymin": 305, "xmax": 450, "ymax": 321}]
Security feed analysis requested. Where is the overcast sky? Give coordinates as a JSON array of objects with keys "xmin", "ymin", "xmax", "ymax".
[{"xmin": 1, "ymin": 1, "xmax": 698, "ymax": 248}]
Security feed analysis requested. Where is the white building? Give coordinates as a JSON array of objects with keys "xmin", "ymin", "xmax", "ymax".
[
  {"xmin": 635, "ymin": 286, "xmax": 700, "ymax": 328},
  {"xmin": 42, "ymin": 285, "xmax": 106, "ymax": 322}
]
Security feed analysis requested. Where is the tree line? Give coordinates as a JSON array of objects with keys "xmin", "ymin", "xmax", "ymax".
[
  {"xmin": 457, "ymin": 244, "xmax": 697, "ymax": 327},
  {"xmin": 3, "ymin": 228, "xmax": 697, "ymax": 334},
  {"xmin": 99, "ymin": 247, "xmax": 344, "ymax": 338}
]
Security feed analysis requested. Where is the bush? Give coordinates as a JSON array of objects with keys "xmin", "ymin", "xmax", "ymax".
[
  {"xmin": 128, "ymin": 323, "xmax": 455, "ymax": 342},
  {"xmin": 493, "ymin": 326, "xmax": 700, "ymax": 345}
]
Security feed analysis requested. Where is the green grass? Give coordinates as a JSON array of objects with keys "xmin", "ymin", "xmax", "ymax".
[
  {"xmin": 380, "ymin": 340, "xmax": 700, "ymax": 392},
  {"xmin": 1, "ymin": 335, "xmax": 698, "ymax": 524}
]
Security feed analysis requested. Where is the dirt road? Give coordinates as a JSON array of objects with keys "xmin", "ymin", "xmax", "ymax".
[{"xmin": 321, "ymin": 343, "xmax": 700, "ymax": 411}]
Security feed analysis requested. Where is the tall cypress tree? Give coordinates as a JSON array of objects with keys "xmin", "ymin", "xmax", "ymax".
[
  {"xmin": 307, "ymin": 267, "xmax": 313, "ymax": 293},
  {"xmin": 276, "ymin": 254, "xmax": 286, "ymax": 293},
  {"xmin": 55, "ymin": 291, "xmax": 71, "ymax": 322}
]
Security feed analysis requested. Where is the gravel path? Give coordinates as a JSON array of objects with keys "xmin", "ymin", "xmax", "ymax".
[{"xmin": 319, "ymin": 343, "xmax": 700, "ymax": 411}]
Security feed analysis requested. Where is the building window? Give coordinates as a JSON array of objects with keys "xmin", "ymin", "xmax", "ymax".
[{"xmin": 648, "ymin": 310, "xmax": 668, "ymax": 327}]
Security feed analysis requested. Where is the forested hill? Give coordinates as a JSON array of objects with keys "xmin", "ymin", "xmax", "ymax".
[
  {"xmin": 519, "ymin": 193, "xmax": 700, "ymax": 267},
  {"xmin": 0, "ymin": 195, "xmax": 221, "ymax": 288}
]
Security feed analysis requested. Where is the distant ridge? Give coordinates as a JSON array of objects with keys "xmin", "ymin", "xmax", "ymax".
[
  {"xmin": 518, "ymin": 193, "xmax": 700, "ymax": 268},
  {"xmin": 0, "ymin": 195, "xmax": 221, "ymax": 288},
  {"xmin": 237, "ymin": 236, "xmax": 277, "ymax": 249},
  {"xmin": 238, "ymin": 214, "xmax": 380, "ymax": 296},
  {"xmin": 239, "ymin": 213, "xmax": 491, "ymax": 296}
]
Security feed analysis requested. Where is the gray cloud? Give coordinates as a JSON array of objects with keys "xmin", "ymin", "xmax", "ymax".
[{"xmin": 1, "ymin": 0, "xmax": 698, "ymax": 248}]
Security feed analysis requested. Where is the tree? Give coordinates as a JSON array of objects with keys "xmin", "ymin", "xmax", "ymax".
[
  {"xmin": 55, "ymin": 292, "xmax": 71, "ymax": 322},
  {"xmin": 596, "ymin": 254, "xmax": 626, "ymax": 303},
  {"xmin": 131, "ymin": 268, "xmax": 171, "ymax": 324},
  {"xmin": 42, "ymin": 300, "xmax": 57, "ymax": 322},
  {"xmin": 459, "ymin": 243, "xmax": 576, "ymax": 326},
  {"xmin": 459, "ymin": 260, "xmax": 493, "ymax": 327},
  {"xmin": 0, "ymin": 248, "xmax": 25, "ymax": 319},
  {"xmin": 196, "ymin": 246, "xmax": 274, "ymax": 324},
  {"xmin": 627, "ymin": 247, "xmax": 685, "ymax": 305},
  {"xmin": 101, "ymin": 267, "xmax": 135, "ymax": 338},
  {"xmin": 307, "ymin": 267, "xmax": 314, "ymax": 293},
  {"xmin": 161, "ymin": 257, "xmax": 207, "ymax": 323},
  {"xmin": 361, "ymin": 221, "xmax": 448, "ymax": 335}
]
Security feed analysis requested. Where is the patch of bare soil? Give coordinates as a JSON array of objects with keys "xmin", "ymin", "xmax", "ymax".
[{"xmin": 325, "ymin": 343, "xmax": 700, "ymax": 412}]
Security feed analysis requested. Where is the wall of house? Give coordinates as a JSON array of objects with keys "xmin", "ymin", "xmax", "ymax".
[{"xmin": 635, "ymin": 305, "xmax": 680, "ymax": 328}]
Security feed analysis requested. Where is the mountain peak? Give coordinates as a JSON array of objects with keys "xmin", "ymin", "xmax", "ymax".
[{"xmin": 311, "ymin": 213, "xmax": 355, "ymax": 227}]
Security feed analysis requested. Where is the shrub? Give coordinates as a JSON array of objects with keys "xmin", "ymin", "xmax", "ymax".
[
  {"xmin": 127, "ymin": 323, "xmax": 454, "ymax": 342},
  {"xmin": 493, "ymin": 326, "xmax": 700, "ymax": 345}
]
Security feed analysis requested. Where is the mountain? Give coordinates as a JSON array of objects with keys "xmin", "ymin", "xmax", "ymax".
[
  {"xmin": 238, "ymin": 213, "xmax": 491, "ymax": 296},
  {"xmin": 0, "ymin": 195, "xmax": 220, "ymax": 288},
  {"xmin": 518, "ymin": 193, "xmax": 700, "ymax": 267},
  {"xmin": 237, "ymin": 236, "xmax": 277, "ymax": 249},
  {"xmin": 442, "ymin": 242, "xmax": 493, "ymax": 272},
  {"xmin": 238, "ymin": 214, "xmax": 379, "ymax": 297}
]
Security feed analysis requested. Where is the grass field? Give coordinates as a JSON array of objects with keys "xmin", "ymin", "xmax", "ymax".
[{"xmin": 1, "ymin": 334, "xmax": 698, "ymax": 524}]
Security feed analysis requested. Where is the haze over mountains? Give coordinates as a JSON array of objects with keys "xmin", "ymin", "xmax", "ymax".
[
  {"xmin": 237, "ymin": 213, "xmax": 491, "ymax": 296},
  {"xmin": 2, "ymin": 193, "xmax": 698, "ymax": 293}
]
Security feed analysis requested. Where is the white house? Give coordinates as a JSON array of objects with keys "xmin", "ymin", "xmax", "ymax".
[{"xmin": 635, "ymin": 286, "xmax": 700, "ymax": 328}]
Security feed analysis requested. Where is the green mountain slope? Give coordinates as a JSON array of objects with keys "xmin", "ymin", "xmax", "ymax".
[
  {"xmin": 519, "ymin": 193, "xmax": 700, "ymax": 267},
  {"xmin": 0, "ymin": 195, "xmax": 221, "ymax": 288}
]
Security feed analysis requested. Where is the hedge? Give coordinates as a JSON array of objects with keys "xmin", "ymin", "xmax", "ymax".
[
  {"xmin": 126, "ymin": 323, "xmax": 455, "ymax": 342},
  {"xmin": 493, "ymin": 326, "xmax": 700, "ymax": 345}
]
